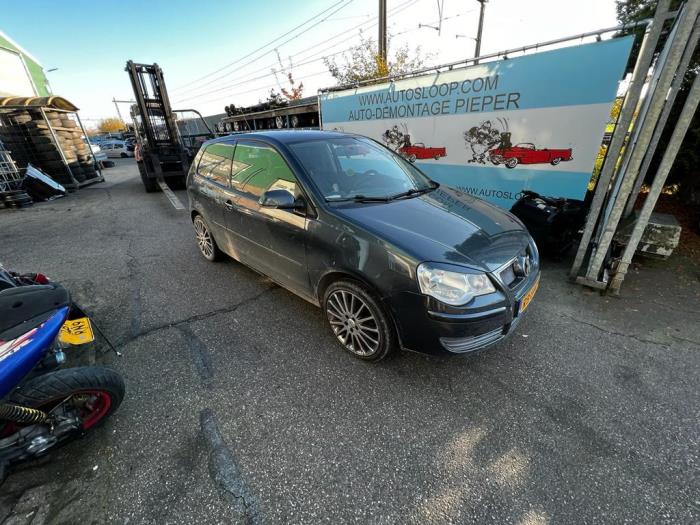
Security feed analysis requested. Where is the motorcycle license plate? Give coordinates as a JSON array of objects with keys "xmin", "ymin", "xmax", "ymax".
[
  {"xmin": 59, "ymin": 317, "xmax": 95, "ymax": 345},
  {"xmin": 520, "ymin": 277, "xmax": 540, "ymax": 313}
]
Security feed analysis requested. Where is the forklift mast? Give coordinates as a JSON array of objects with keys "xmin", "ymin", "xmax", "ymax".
[{"xmin": 125, "ymin": 60, "xmax": 191, "ymax": 189}]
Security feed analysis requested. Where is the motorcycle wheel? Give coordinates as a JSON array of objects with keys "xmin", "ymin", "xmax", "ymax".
[{"xmin": 9, "ymin": 367, "xmax": 125, "ymax": 432}]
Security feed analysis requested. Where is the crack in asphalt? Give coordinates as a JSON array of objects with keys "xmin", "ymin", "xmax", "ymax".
[
  {"xmin": 559, "ymin": 313, "xmax": 700, "ymax": 347},
  {"xmin": 200, "ymin": 409, "xmax": 261, "ymax": 524},
  {"xmin": 116, "ymin": 286, "xmax": 276, "ymax": 349},
  {"xmin": 125, "ymin": 240, "xmax": 142, "ymax": 339}
]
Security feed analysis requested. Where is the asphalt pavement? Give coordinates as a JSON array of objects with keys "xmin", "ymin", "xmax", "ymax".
[{"xmin": 0, "ymin": 159, "xmax": 698, "ymax": 524}]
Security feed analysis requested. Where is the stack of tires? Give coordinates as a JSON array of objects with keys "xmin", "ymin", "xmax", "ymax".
[
  {"xmin": 0, "ymin": 189, "xmax": 33, "ymax": 210},
  {"xmin": 0, "ymin": 110, "xmax": 98, "ymax": 188}
]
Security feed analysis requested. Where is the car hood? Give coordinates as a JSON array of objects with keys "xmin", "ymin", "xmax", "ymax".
[{"xmin": 332, "ymin": 186, "xmax": 530, "ymax": 272}]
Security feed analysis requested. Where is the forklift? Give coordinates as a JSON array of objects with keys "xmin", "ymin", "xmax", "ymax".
[{"xmin": 125, "ymin": 61, "xmax": 215, "ymax": 192}]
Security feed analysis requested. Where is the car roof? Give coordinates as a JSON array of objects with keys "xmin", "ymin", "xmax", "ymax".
[{"xmin": 204, "ymin": 130, "xmax": 361, "ymax": 149}]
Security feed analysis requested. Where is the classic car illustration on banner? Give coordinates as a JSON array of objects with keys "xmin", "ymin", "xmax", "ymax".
[
  {"xmin": 488, "ymin": 143, "xmax": 574, "ymax": 168},
  {"xmin": 382, "ymin": 124, "xmax": 447, "ymax": 162}
]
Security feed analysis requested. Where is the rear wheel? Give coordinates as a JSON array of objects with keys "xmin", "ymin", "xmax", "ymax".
[
  {"xmin": 550, "ymin": 157, "xmax": 561, "ymax": 165},
  {"xmin": 193, "ymin": 214, "xmax": 222, "ymax": 261},
  {"xmin": 138, "ymin": 162, "xmax": 158, "ymax": 193},
  {"xmin": 9, "ymin": 367, "xmax": 124, "ymax": 430},
  {"xmin": 323, "ymin": 280, "xmax": 395, "ymax": 362},
  {"xmin": 0, "ymin": 367, "xmax": 124, "ymax": 481}
]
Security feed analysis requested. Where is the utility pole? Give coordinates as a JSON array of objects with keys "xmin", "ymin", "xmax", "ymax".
[
  {"xmin": 112, "ymin": 97, "xmax": 124, "ymax": 122},
  {"xmin": 474, "ymin": 0, "xmax": 487, "ymax": 64},
  {"xmin": 378, "ymin": 0, "xmax": 387, "ymax": 65}
]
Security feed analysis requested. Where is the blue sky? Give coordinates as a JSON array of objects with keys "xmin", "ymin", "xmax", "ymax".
[{"xmin": 1, "ymin": 0, "xmax": 617, "ymax": 127}]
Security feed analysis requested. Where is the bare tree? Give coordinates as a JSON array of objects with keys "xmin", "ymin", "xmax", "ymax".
[{"xmin": 272, "ymin": 50, "xmax": 305, "ymax": 101}]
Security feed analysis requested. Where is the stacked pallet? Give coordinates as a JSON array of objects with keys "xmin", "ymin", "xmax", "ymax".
[{"xmin": 0, "ymin": 110, "xmax": 98, "ymax": 188}]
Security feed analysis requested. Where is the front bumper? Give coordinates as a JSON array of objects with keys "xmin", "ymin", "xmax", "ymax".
[{"xmin": 389, "ymin": 270, "xmax": 540, "ymax": 356}]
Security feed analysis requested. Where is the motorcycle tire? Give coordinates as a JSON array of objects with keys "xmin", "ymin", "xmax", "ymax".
[{"xmin": 10, "ymin": 367, "xmax": 125, "ymax": 432}]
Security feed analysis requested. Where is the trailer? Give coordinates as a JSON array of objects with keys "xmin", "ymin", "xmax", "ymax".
[{"xmin": 216, "ymin": 96, "xmax": 319, "ymax": 133}]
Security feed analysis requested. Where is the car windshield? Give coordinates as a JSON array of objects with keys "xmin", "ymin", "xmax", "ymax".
[{"xmin": 289, "ymin": 136, "xmax": 436, "ymax": 202}]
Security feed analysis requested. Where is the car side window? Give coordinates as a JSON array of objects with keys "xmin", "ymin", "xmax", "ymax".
[
  {"xmin": 198, "ymin": 143, "xmax": 234, "ymax": 186},
  {"xmin": 236, "ymin": 142, "xmax": 297, "ymax": 198}
]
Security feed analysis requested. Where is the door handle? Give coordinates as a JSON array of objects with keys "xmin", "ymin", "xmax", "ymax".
[{"xmin": 224, "ymin": 200, "xmax": 235, "ymax": 210}]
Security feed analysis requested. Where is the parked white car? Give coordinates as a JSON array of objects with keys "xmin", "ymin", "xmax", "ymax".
[
  {"xmin": 88, "ymin": 142, "xmax": 108, "ymax": 162},
  {"xmin": 100, "ymin": 141, "xmax": 135, "ymax": 158}
]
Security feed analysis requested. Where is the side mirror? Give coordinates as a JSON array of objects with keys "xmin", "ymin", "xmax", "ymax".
[{"xmin": 260, "ymin": 189, "xmax": 304, "ymax": 210}]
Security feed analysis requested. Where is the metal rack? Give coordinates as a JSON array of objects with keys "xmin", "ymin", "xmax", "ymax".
[
  {"xmin": 0, "ymin": 143, "xmax": 23, "ymax": 192},
  {"xmin": 0, "ymin": 97, "xmax": 103, "ymax": 191}
]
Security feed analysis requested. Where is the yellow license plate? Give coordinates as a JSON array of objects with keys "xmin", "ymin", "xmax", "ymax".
[
  {"xmin": 520, "ymin": 277, "xmax": 540, "ymax": 313},
  {"xmin": 59, "ymin": 317, "xmax": 95, "ymax": 345}
]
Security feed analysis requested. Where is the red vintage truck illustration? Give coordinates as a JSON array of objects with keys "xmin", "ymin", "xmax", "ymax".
[
  {"xmin": 488, "ymin": 143, "xmax": 573, "ymax": 169},
  {"xmin": 399, "ymin": 143, "xmax": 447, "ymax": 162}
]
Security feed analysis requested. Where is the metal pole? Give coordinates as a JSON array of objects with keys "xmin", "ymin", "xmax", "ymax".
[
  {"xmin": 623, "ymin": 18, "xmax": 700, "ymax": 219},
  {"xmin": 39, "ymin": 107, "xmax": 79, "ymax": 188},
  {"xmin": 74, "ymin": 111, "xmax": 103, "ymax": 181},
  {"xmin": 584, "ymin": 3, "xmax": 699, "ymax": 283},
  {"xmin": 378, "ymin": 0, "xmax": 387, "ymax": 65},
  {"xmin": 569, "ymin": 0, "xmax": 671, "ymax": 281},
  {"xmin": 474, "ymin": 0, "xmax": 487, "ymax": 64},
  {"xmin": 609, "ymin": 68, "xmax": 700, "ymax": 294}
]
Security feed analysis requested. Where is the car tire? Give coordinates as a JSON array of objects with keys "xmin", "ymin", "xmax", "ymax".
[
  {"xmin": 120, "ymin": 152, "xmax": 128, "ymax": 158},
  {"xmin": 550, "ymin": 157, "xmax": 561, "ymax": 166},
  {"xmin": 192, "ymin": 214, "xmax": 223, "ymax": 262},
  {"xmin": 409, "ymin": 154, "xmax": 417, "ymax": 163},
  {"xmin": 505, "ymin": 158, "xmax": 519, "ymax": 169},
  {"xmin": 323, "ymin": 280, "xmax": 395, "ymax": 362}
]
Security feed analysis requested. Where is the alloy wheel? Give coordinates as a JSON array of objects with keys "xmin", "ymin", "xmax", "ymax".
[
  {"xmin": 326, "ymin": 290, "xmax": 381, "ymax": 356},
  {"xmin": 193, "ymin": 216, "xmax": 214, "ymax": 259}
]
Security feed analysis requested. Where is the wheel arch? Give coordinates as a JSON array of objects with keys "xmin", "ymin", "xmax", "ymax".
[{"xmin": 315, "ymin": 269, "xmax": 403, "ymax": 347}]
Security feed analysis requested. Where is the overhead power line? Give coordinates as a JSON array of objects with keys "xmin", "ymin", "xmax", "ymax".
[
  {"xmin": 175, "ymin": 0, "xmax": 428, "ymax": 108},
  {"xmin": 189, "ymin": 69, "xmax": 331, "ymax": 108},
  {"xmin": 173, "ymin": 0, "xmax": 419, "ymax": 99},
  {"xmin": 172, "ymin": 0, "xmax": 351, "ymax": 91}
]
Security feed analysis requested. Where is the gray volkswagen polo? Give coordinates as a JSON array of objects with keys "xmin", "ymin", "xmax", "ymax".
[{"xmin": 187, "ymin": 130, "xmax": 540, "ymax": 362}]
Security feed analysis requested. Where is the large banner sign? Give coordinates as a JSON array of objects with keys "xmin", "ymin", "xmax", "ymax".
[{"xmin": 319, "ymin": 37, "xmax": 634, "ymax": 208}]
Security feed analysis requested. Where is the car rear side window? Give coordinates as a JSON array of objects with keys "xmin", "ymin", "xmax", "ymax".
[
  {"xmin": 198, "ymin": 143, "xmax": 234, "ymax": 186},
  {"xmin": 234, "ymin": 142, "xmax": 297, "ymax": 197}
]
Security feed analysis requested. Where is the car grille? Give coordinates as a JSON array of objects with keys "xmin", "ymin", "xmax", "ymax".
[{"xmin": 498, "ymin": 246, "xmax": 536, "ymax": 289}]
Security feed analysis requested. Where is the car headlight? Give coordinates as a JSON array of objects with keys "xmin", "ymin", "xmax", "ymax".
[{"xmin": 417, "ymin": 263, "xmax": 496, "ymax": 306}]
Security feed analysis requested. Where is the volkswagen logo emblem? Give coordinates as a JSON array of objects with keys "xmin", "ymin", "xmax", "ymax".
[{"xmin": 513, "ymin": 255, "xmax": 531, "ymax": 277}]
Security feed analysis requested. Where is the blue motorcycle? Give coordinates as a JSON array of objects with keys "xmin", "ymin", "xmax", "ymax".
[{"xmin": 0, "ymin": 267, "xmax": 125, "ymax": 482}]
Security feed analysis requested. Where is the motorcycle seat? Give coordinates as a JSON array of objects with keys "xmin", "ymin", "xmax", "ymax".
[{"xmin": 0, "ymin": 284, "xmax": 71, "ymax": 335}]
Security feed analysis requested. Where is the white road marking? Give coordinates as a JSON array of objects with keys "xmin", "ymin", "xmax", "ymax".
[{"xmin": 158, "ymin": 179, "xmax": 185, "ymax": 210}]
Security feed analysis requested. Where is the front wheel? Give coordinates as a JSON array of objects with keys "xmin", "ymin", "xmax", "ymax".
[
  {"xmin": 323, "ymin": 280, "xmax": 395, "ymax": 362},
  {"xmin": 9, "ymin": 367, "xmax": 125, "ymax": 432},
  {"xmin": 505, "ymin": 157, "xmax": 519, "ymax": 169}
]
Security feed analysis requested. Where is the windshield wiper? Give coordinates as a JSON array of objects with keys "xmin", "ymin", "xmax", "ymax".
[
  {"xmin": 389, "ymin": 183, "xmax": 439, "ymax": 200},
  {"xmin": 327, "ymin": 194, "xmax": 392, "ymax": 203}
]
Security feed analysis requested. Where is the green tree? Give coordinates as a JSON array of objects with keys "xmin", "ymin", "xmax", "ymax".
[{"xmin": 323, "ymin": 32, "xmax": 430, "ymax": 85}]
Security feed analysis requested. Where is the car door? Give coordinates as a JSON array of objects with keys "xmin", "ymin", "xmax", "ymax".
[
  {"xmin": 193, "ymin": 142, "xmax": 235, "ymax": 244},
  {"xmin": 231, "ymin": 140, "xmax": 311, "ymax": 297}
]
